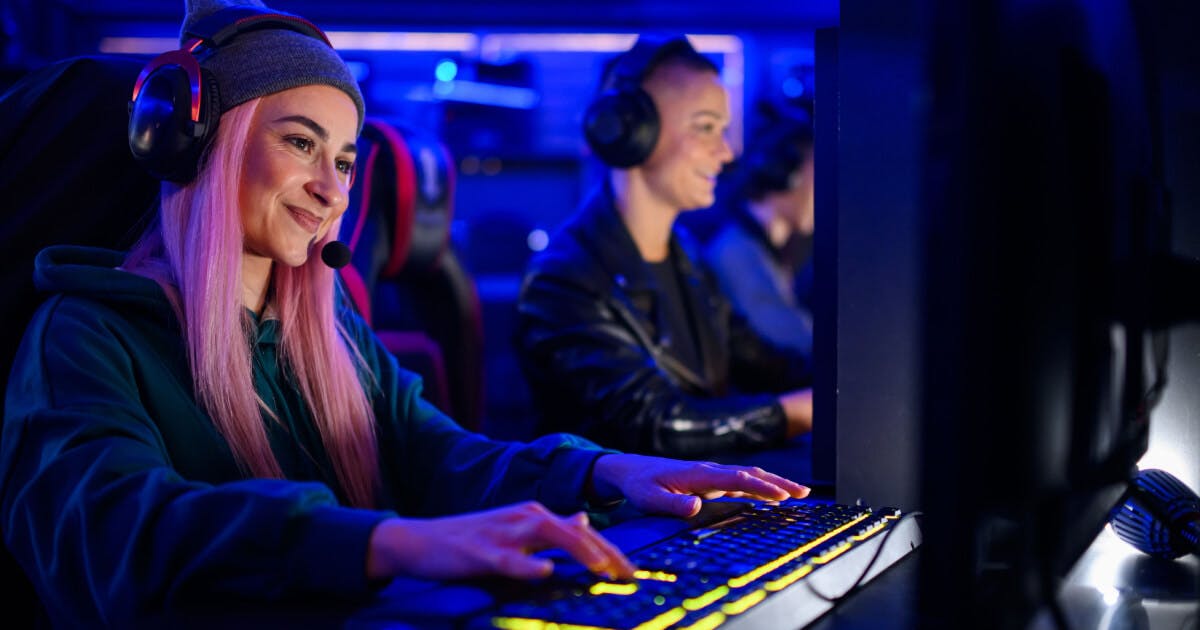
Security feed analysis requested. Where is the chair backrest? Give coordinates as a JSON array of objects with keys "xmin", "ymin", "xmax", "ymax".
[
  {"xmin": 1, "ymin": 56, "xmax": 161, "ymax": 409},
  {"xmin": 0, "ymin": 54, "xmax": 163, "ymax": 630},
  {"xmin": 339, "ymin": 120, "xmax": 413, "ymax": 328},
  {"xmin": 376, "ymin": 121, "xmax": 485, "ymax": 430},
  {"xmin": 338, "ymin": 118, "xmax": 485, "ymax": 430}
]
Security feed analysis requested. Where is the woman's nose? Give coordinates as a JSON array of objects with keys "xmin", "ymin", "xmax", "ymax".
[
  {"xmin": 717, "ymin": 135, "xmax": 734, "ymax": 164},
  {"xmin": 305, "ymin": 163, "xmax": 347, "ymax": 209}
]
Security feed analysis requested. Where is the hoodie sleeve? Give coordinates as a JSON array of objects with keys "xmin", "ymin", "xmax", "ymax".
[
  {"xmin": 0, "ymin": 297, "xmax": 394, "ymax": 628},
  {"xmin": 339, "ymin": 309, "xmax": 620, "ymax": 518}
]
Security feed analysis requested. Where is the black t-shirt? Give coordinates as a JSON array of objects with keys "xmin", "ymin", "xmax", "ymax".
[{"xmin": 646, "ymin": 257, "xmax": 703, "ymax": 375}]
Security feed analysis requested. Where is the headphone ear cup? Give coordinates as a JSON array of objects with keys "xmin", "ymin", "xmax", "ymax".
[
  {"xmin": 128, "ymin": 64, "xmax": 221, "ymax": 182},
  {"xmin": 583, "ymin": 86, "xmax": 660, "ymax": 168}
]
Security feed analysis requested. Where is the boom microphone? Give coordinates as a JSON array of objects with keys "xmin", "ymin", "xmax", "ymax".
[
  {"xmin": 320, "ymin": 240, "xmax": 352, "ymax": 269},
  {"xmin": 1108, "ymin": 468, "xmax": 1200, "ymax": 559}
]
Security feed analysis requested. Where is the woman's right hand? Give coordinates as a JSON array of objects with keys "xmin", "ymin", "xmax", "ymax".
[
  {"xmin": 779, "ymin": 388, "xmax": 813, "ymax": 438},
  {"xmin": 365, "ymin": 501, "xmax": 635, "ymax": 582}
]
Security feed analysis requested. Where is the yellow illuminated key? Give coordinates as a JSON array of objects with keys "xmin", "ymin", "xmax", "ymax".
[
  {"xmin": 764, "ymin": 564, "xmax": 813, "ymax": 592},
  {"xmin": 492, "ymin": 618, "xmax": 615, "ymax": 630},
  {"xmin": 632, "ymin": 606, "xmax": 687, "ymax": 630},
  {"xmin": 727, "ymin": 512, "xmax": 872, "ymax": 588},
  {"xmin": 850, "ymin": 520, "xmax": 888, "ymax": 541},
  {"xmin": 682, "ymin": 585, "xmax": 729, "ymax": 611},
  {"xmin": 633, "ymin": 570, "xmax": 678, "ymax": 582},
  {"xmin": 680, "ymin": 611, "xmax": 727, "ymax": 630},
  {"xmin": 721, "ymin": 589, "xmax": 766, "ymax": 615},
  {"xmin": 811, "ymin": 541, "xmax": 853, "ymax": 564},
  {"xmin": 589, "ymin": 582, "xmax": 639, "ymax": 596}
]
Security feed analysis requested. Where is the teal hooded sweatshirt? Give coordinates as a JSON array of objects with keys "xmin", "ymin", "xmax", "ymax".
[{"xmin": 1, "ymin": 245, "xmax": 616, "ymax": 627}]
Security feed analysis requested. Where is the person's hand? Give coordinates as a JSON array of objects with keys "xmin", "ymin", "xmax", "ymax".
[
  {"xmin": 366, "ymin": 501, "xmax": 636, "ymax": 582},
  {"xmin": 779, "ymin": 388, "xmax": 813, "ymax": 438},
  {"xmin": 591, "ymin": 454, "xmax": 810, "ymax": 518}
]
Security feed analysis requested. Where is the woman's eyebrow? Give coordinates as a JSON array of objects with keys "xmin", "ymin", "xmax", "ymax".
[{"xmin": 274, "ymin": 115, "xmax": 358, "ymax": 154}]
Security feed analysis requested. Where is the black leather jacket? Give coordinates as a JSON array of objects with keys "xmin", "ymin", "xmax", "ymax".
[{"xmin": 515, "ymin": 186, "xmax": 811, "ymax": 459}]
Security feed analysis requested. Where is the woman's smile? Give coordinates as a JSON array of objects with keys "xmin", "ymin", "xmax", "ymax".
[{"xmin": 286, "ymin": 204, "xmax": 323, "ymax": 234}]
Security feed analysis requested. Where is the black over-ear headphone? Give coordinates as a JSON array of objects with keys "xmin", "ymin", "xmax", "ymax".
[
  {"xmin": 582, "ymin": 35, "xmax": 699, "ymax": 169},
  {"xmin": 127, "ymin": 6, "xmax": 331, "ymax": 183}
]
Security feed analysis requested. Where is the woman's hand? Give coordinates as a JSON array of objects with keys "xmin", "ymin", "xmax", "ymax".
[
  {"xmin": 366, "ymin": 501, "xmax": 636, "ymax": 582},
  {"xmin": 591, "ymin": 454, "xmax": 810, "ymax": 518}
]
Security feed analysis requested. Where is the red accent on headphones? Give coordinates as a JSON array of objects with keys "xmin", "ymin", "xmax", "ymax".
[{"xmin": 130, "ymin": 42, "xmax": 205, "ymax": 122}]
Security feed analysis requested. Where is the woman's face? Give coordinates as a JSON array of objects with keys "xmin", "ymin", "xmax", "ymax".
[
  {"xmin": 239, "ymin": 84, "xmax": 358, "ymax": 268},
  {"xmin": 639, "ymin": 63, "xmax": 735, "ymax": 212}
]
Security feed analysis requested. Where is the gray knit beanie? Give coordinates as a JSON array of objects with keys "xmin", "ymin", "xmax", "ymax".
[{"xmin": 182, "ymin": 0, "xmax": 365, "ymax": 133}]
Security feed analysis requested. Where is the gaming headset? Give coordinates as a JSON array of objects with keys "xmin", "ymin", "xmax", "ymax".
[
  {"xmin": 582, "ymin": 35, "xmax": 705, "ymax": 169},
  {"xmin": 127, "ymin": 6, "xmax": 331, "ymax": 183}
]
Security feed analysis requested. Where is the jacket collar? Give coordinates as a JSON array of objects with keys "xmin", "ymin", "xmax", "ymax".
[
  {"xmin": 568, "ymin": 182, "xmax": 710, "ymax": 293},
  {"xmin": 570, "ymin": 183, "xmax": 658, "ymax": 294}
]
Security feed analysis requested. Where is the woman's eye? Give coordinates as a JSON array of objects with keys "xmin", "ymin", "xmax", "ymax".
[
  {"xmin": 336, "ymin": 160, "xmax": 354, "ymax": 175},
  {"xmin": 288, "ymin": 136, "xmax": 314, "ymax": 152}
]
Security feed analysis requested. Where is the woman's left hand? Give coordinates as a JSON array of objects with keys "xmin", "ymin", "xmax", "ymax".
[{"xmin": 590, "ymin": 454, "xmax": 810, "ymax": 518}]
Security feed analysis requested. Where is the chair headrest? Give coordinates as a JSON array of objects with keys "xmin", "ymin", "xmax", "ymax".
[
  {"xmin": 387, "ymin": 122, "xmax": 455, "ymax": 275},
  {"xmin": 343, "ymin": 119, "xmax": 408, "ymax": 282},
  {"xmin": 1, "ymin": 55, "xmax": 161, "ymax": 256},
  {"xmin": 342, "ymin": 118, "xmax": 454, "ymax": 281}
]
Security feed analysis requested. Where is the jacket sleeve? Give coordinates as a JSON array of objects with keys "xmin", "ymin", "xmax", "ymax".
[
  {"xmin": 341, "ymin": 311, "xmax": 620, "ymax": 519},
  {"xmin": 515, "ymin": 264, "xmax": 791, "ymax": 459},
  {"xmin": 0, "ymin": 298, "xmax": 393, "ymax": 627}
]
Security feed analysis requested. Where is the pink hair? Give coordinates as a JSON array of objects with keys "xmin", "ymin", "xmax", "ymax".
[{"xmin": 124, "ymin": 99, "xmax": 381, "ymax": 508}]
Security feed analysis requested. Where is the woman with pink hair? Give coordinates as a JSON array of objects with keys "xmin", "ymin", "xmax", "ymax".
[{"xmin": 0, "ymin": 1, "xmax": 808, "ymax": 627}]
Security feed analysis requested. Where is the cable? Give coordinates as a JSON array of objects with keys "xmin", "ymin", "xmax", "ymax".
[{"xmin": 802, "ymin": 510, "xmax": 924, "ymax": 603}]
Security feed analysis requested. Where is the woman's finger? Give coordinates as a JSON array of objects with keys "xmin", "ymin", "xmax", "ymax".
[
  {"xmin": 566, "ymin": 512, "xmax": 638, "ymax": 579},
  {"xmin": 522, "ymin": 509, "xmax": 636, "ymax": 579},
  {"xmin": 486, "ymin": 547, "xmax": 554, "ymax": 580},
  {"xmin": 732, "ymin": 466, "xmax": 810, "ymax": 498},
  {"xmin": 677, "ymin": 465, "xmax": 792, "ymax": 501}
]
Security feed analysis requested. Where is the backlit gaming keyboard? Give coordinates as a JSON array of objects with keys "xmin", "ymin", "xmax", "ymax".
[{"xmin": 465, "ymin": 499, "xmax": 922, "ymax": 630}]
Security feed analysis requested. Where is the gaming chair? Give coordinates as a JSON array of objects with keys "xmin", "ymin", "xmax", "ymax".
[
  {"xmin": 338, "ymin": 118, "xmax": 486, "ymax": 431},
  {"xmin": 0, "ymin": 54, "xmax": 163, "ymax": 630}
]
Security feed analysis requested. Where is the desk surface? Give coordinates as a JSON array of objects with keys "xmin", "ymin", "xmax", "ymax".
[
  {"xmin": 807, "ymin": 524, "xmax": 1200, "ymax": 630},
  {"xmin": 1033, "ymin": 527, "xmax": 1199, "ymax": 630}
]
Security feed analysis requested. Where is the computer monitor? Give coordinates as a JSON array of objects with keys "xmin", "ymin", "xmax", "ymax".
[
  {"xmin": 821, "ymin": 0, "xmax": 1184, "ymax": 626},
  {"xmin": 916, "ymin": 0, "xmax": 1170, "ymax": 623}
]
